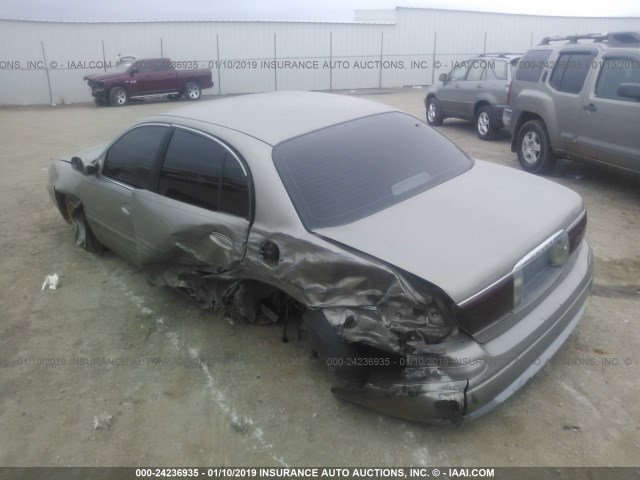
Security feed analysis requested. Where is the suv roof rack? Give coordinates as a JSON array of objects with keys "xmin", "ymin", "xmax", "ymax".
[
  {"xmin": 478, "ymin": 53, "xmax": 520, "ymax": 58},
  {"xmin": 539, "ymin": 31, "xmax": 640, "ymax": 46}
]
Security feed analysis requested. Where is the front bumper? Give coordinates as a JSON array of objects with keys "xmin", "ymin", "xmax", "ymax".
[{"xmin": 333, "ymin": 240, "xmax": 593, "ymax": 424}]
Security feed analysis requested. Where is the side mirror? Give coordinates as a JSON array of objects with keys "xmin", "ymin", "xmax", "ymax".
[
  {"xmin": 70, "ymin": 156, "xmax": 97, "ymax": 175},
  {"xmin": 70, "ymin": 156, "xmax": 84, "ymax": 172},
  {"xmin": 617, "ymin": 83, "xmax": 640, "ymax": 101},
  {"xmin": 439, "ymin": 73, "xmax": 448, "ymax": 83}
]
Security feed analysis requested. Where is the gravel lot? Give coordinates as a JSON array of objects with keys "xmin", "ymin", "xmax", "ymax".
[{"xmin": 0, "ymin": 88, "xmax": 639, "ymax": 468}]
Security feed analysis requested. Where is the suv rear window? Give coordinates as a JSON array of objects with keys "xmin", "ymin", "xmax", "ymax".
[
  {"xmin": 516, "ymin": 50, "xmax": 553, "ymax": 82},
  {"xmin": 272, "ymin": 112, "xmax": 473, "ymax": 230}
]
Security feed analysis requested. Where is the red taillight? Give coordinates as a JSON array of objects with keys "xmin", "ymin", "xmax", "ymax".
[
  {"xmin": 457, "ymin": 275, "xmax": 514, "ymax": 335},
  {"xmin": 506, "ymin": 82, "xmax": 512, "ymax": 105},
  {"xmin": 568, "ymin": 213, "xmax": 587, "ymax": 253}
]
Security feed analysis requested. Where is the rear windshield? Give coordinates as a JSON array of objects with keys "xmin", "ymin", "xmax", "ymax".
[{"xmin": 272, "ymin": 112, "xmax": 473, "ymax": 229}]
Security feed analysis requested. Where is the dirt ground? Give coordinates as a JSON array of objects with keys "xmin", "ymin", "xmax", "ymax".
[{"xmin": 0, "ymin": 88, "xmax": 639, "ymax": 468}]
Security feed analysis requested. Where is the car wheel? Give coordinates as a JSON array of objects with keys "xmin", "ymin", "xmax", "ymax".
[
  {"xmin": 108, "ymin": 87, "xmax": 128, "ymax": 107},
  {"xmin": 184, "ymin": 82, "xmax": 201, "ymax": 101},
  {"xmin": 516, "ymin": 120, "xmax": 557, "ymax": 174},
  {"xmin": 475, "ymin": 105, "xmax": 496, "ymax": 141},
  {"xmin": 426, "ymin": 97, "xmax": 444, "ymax": 126}
]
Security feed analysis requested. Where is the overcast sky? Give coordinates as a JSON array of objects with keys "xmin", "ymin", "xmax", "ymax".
[{"xmin": 2, "ymin": 0, "xmax": 640, "ymax": 22}]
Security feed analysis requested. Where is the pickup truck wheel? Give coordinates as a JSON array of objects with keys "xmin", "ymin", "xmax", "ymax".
[
  {"xmin": 426, "ymin": 97, "xmax": 444, "ymax": 126},
  {"xmin": 108, "ymin": 87, "xmax": 128, "ymax": 107},
  {"xmin": 516, "ymin": 120, "xmax": 557, "ymax": 174},
  {"xmin": 184, "ymin": 82, "xmax": 201, "ymax": 100},
  {"xmin": 476, "ymin": 105, "xmax": 496, "ymax": 141}
]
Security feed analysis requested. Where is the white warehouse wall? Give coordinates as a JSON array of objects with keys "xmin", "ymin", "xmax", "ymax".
[{"xmin": 1, "ymin": 8, "xmax": 639, "ymax": 105}]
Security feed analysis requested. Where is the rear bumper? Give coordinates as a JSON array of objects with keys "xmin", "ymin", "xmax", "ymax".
[
  {"xmin": 491, "ymin": 104, "xmax": 507, "ymax": 127},
  {"xmin": 333, "ymin": 241, "xmax": 593, "ymax": 424}
]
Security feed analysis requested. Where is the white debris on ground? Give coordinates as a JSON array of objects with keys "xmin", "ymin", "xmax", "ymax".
[
  {"xmin": 93, "ymin": 413, "xmax": 113, "ymax": 430},
  {"xmin": 41, "ymin": 273, "xmax": 60, "ymax": 290}
]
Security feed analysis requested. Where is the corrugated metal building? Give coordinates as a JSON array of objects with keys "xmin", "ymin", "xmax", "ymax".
[{"xmin": 1, "ymin": 7, "xmax": 639, "ymax": 105}]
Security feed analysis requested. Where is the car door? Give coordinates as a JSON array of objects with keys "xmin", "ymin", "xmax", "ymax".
[
  {"xmin": 455, "ymin": 60, "xmax": 486, "ymax": 120},
  {"xmin": 438, "ymin": 62, "xmax": 469, "ymax": 117},
  {"xmin": 574, "ymin": 54, "xmax": 640, "ymax": 171},
  {"xmin": 80, "ymin": 124, "xmax": 170, "ymax": 265},
  {"xmin": 484, "ymin": 59, "xmax": 511, "ymax": 106},
  {"xmin": 546, "ymin": 50, "xmax": 597, "ymax": 154},
  {"xmin": 128, "ymin": 59, "xmax": 163, "ymax": 96},
  {"xmin": 149, "ymin": 59, "xmax": 178, "ymax": 93},
  {"xmin": 132, "ymin": 126, "xmax": 252, "ymax": 277}
]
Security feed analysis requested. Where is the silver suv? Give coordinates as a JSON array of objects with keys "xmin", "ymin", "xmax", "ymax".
[
  {"xmin": 504, "ymin": 32, "xmax": 640, "ymax": 174},
  {"xmin": 425, "ymin": 54, "xmax": 521, "ymax": 140}
]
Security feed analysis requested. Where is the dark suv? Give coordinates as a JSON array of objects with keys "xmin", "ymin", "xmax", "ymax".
[
  {"xmin": 425, "ymin": 54, "xmax": 521, "ymax": 140},
  {"xmin": 504, "ymin": 32, "xmax": 640, "ymax": 174}
]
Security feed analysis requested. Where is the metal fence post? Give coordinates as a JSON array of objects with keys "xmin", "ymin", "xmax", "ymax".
[
  {"xmin": 273, "ymin": 33, "xmax": 278, "ymax": 92},
  {"xmin": 379, "ymin": 32, "xmax": 384, "ymax": 89},
  {"xmin": 431, "ymin": 32, "xmax": 437, "ymax": 85},
  {"xmin": 101, "ymin": 40, "xmax": 107, "ymax": 72},
  {"xmin": 40, "ymin": 41, "xmax": 53, "ymax": 105},
  {"xmin": 329, "ymin": 32, "xmax": 333, "ymax": 91},
  {"xmin": 216, "ymin": 35, "xmax": 221, "ymax": 95}
]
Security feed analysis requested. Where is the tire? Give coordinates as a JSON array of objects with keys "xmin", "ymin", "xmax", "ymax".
[
  {"xmin": 108, "ymin": 87, "xmax": 128, "ymax": 107},
  {"xmin": 475, "ymin": 105, "xmax": 496, "ymax": 141},
  {"xmin": 426, "ymin": 97, "xmax": 444, "ymax": 126},
  {"xmin": 184, "ymin": 81, "xmax": 201, "ymax": 101},
  {"xmin": 516, "ymin": 120, "xmax": 557, "ymax": 174}
]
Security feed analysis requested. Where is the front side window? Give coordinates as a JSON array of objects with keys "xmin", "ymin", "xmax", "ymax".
[
  {"xmin": 273, "ymin": 112, "xmax": 473, "ymax": 230},
  {"xmin": 595, "ymin": 56, "xmax": 640, "ymax": 101},
  {"xmin": 449, "ymin": 64, "xmax": 469, "ymax": 81},
  {"xmin": 466, "ymin": 63, "xmax": 486, "ymax": 81},
  {"xmin": 549, "ymin": 52, "xmax": 594, "ymax": 94},
  {"xmin": 159, "ymin": 129, "xmax": 250, "ymax": 218},
  {"xmin": 103, "ymin": 125, "xmax": 167, "ymax": 189}
]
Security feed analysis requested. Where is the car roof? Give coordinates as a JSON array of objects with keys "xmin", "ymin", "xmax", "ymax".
[{"xmin": 146, "ymin": 91, "xmax": 397, "ymax": 146}]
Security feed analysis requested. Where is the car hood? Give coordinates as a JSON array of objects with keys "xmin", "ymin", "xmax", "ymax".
[
  {"xmin": 83, "ymin": 72, "xmax": 123, "ymax": 82},
  {"xmin": 313, "ymin": 160, "xmax": 584, "ymax": 304}
]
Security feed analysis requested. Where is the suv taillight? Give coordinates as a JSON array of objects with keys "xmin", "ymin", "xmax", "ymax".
[{"xmin": 506, "ymin": 82, "xmax": 512, "ymax": 104}]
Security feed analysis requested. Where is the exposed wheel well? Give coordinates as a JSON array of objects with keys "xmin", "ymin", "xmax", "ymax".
[
  {"xmin": 511, "ymin": 111, "xmax": 544, "ymax": 151},
  {"xmin": 474, "ymin": 101, "xmax": 490, "ymax": 116}
]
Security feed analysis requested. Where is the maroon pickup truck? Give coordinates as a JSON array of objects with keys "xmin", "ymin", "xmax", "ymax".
[{"xmin": 83, "ymin": 58, "xmax": 214, "ymax": 106}]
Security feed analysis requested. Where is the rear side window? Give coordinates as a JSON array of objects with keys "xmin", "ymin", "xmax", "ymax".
[
  {"xmin": 549, "ymin": 52, "xmax": 595, "ymax": 94},
  {"xmin": 486, "ymin": 61, "xmax": 508, "ymax": 81},
  {"xmin": 103, "ymin": 125, "xmax": 167, "ymax": 189},
  {"xmin": 273, "ymin": 112, "xmax": 473, "ymax": 230},
  {"xmin": 516, "ymin": 50, "xmax": 552, "ymax": 82},
  {"xmin": 595, "ymin": 57, "xmax": 640, "ymax": 101},
  {"xmin": 159, "ymin": 129, "xmax": 250, "ymax": 218}
]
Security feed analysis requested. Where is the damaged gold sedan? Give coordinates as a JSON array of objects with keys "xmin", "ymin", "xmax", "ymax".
[{"xmin": 47, "ymin": 91, "xmax": 592, "ymax": 424}]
